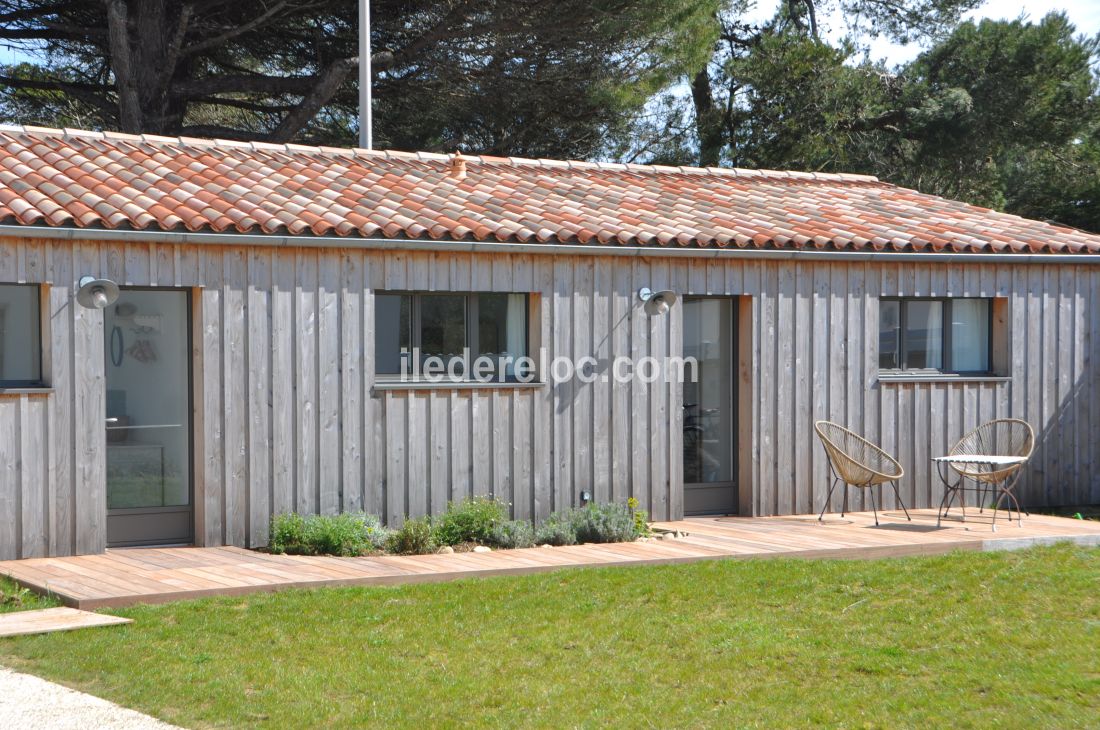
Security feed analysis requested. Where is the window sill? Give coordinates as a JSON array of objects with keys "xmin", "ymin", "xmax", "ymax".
[
  {"xmin": 877, "ymin": 373, "xmax": 1010, "ymax": 384},
  {"xmin": 373, "ymin": 380, "xmax": 547, "ymax": 392},
  {"xmin": 0, "ymin": 387, "xmax": 54, "ymax": 396}
]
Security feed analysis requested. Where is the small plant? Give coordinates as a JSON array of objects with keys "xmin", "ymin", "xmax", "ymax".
[
  {"xmin": 489, "ymin": 519, "xmax": 536, "ymax": 549},
  {"xmin": 269, "ymin": 512, "xmax": 307, "ymax": 554},
  {"xmin": 269, "ymin": 512, "xmax": 390, "ymax": 556},
  {"xmin": 570, "ymin": 502, "xmax": 637, "ymax": 544},
  {"xmin": 387, "ymin": 516, "xmax": 438, "ymax": 555},
  {"xmin": 534, "ymin": 512, "xmax": 578, "ymax": 546},
  {"xmin": 433, "ymin": 497, "xmax": 508, "ymax": 546},
  {"xmin": 628, "ymin": 497, "xmax": 651, "ymax": 537},
  {"xmin": 2, "ymin": 586, "xmax": 32, "ymax": 607}
]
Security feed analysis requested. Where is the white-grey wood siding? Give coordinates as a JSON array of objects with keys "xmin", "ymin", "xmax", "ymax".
[{"xmin": 0, "ymin": 236, "xmax": 1097, "ymax": 560}]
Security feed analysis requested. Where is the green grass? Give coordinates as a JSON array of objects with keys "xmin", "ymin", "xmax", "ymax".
[
  {"xmin": 0, "ymin": 576, "xmax": 59, "ymax": 614},
  {"xmin": 1, "ymin": 545, "xmax": 1099, "ymax": 728}
]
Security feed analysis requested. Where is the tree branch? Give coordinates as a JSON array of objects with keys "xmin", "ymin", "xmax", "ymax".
[
  {"xmin": 389, "ymin": 1, "xmax": 475, "ymax": 67},
  {"xmin": 803, "ymin": 0, "xmax": 819, "ymax": 39},
  {"xmin": 841, "ymin": 108, "xmax": 908, "ymax": 133},
  {"xmin": 189, "ymin": 96, "xmax": 296, "ymax": 113},
  {"xmin": 0, "ymin": 28, "xmax": 101, "ymax": 42},
  {"xmin": 178, "ymin": 123, "xmax": 259, "ymax": 140},
  {"xmin": 41, "ymin": 19, "xmax": 109, "ymax": 39},
  {"xmin": 0, "ymin": 74, "xmax": 117, "ymax": 115},
  {"xmin": 0, "ymin": 2, "xmax": 86, "ymax": 25},
  {"xmin": 181, "ymin": 0, "xmax": 289, "ymax": 57},
  {"xmin": 172, "ymin": 73, "xmax": 318, "ymax": 97},
  {"xmin": 267, "ymin": 56, "xmax": 356, "ymax": 142},
  {"xmin": 155, "ymin": 4, "xmax": 192, "ymax": 93}
]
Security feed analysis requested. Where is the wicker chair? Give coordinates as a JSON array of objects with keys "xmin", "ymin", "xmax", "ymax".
[
  {"xmin": 814, "ymin": 421, "xmax": 911, "ymax": 526},
  {"xmin": 943, "ymin": 418, "xmax": 1034, "ymax": 523}
]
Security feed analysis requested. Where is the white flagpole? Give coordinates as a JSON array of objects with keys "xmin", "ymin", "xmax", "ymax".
[{"xmin": 358, "ymin": 0, "xmax": 372, "ymax": 149}]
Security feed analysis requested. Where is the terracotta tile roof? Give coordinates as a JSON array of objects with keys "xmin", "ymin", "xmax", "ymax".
[{"xmin": 0, "ymin": 124, "xmax": 1097, "ymax": 254}]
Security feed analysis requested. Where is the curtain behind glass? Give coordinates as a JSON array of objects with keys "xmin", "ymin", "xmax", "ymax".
[{"xmin": 951, "ymin": 300, "xmax": 990, "ymax": 372}]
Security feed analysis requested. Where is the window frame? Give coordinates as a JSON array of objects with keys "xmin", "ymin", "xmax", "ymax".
[
  {"xmin": 879, "ymin": 297, "xmax": 994, "ymax": 376},
  {"xmin": 0, "ymin": 282, "xmax": 46, "ymax": 388},
  {"xmin": 374, "ymin": 290, "xmax": 530, "ymax": 380}
]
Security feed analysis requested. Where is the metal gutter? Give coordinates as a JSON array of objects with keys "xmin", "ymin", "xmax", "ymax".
[{"xmin": 2, "ymin": 224, "xmax": 1098, "ymax": 265}]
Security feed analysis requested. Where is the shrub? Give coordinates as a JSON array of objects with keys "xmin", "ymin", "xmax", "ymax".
[
  {"xmin": 387, "ymin": 517, "xmax": 438, "ymax": 555},
  {"xmin": 534, "ymin": 513, "xmax": 578, "ymax": 546},
  {"xmin": 269, "ymin": 512, "xmax": 390, "ymax": 556},
  {"xmin": 570, "ymin": 502, "xmax": 637, "ymax": 544},
  {"xmin": 489, "ymin": 520, "xmax": 536, "ymax": 549},
  {"xmin": 434, "ymin": 497, "xmax": 508, "ymax": 546},
  {"xmin": 270, "ymin": 512, "xmax": 307, "ymax": 554}
]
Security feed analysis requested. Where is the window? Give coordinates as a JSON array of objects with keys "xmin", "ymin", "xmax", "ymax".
[
  {"xmin": 0, "ymin": 284, "xmax": 43, "ymax": 387},
  {"xmin": 879, "ymin": 298, "xmax": 991, "ymax": 374},
  {"xmin": 375, "ymin": 292, "xmax": 528, "ymax": 380}
]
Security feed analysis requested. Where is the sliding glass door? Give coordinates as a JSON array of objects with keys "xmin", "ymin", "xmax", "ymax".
[
  {"xmin": 105, "ymin": 289, "xmax": 193, "ymax": 547},
  {"xmin": 682, "ymin": 298, "xmax": 737, "ymax": 515}
]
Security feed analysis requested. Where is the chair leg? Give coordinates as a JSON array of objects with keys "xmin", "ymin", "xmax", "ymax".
[
  {"xmin": 841, "ymin": 481, "xmax": 849, "ymax": 518},
  {"xmin": 818, "ymin": 479, "xmax": 839, "ymax": 523},
  {"xmin": 943, "ymin": 478, "xmax": 957, "ymax": 517},
  {"xmin": 1007, "ymin": 489, "xmax": 1025, "ymax": 527},
  {"xmin": 936, "ymin": 484, "xmax": 952, "ymax": 528},
  {"xmin": 891, "ymin": 480, "xmax": 912, "ymax": 521},
  {"xmin": 1004, "ymin": 471, "xmax": 1028, "ymax": 519},
  {"xmin": 869, "ymin": 486, "xmax": 879, "ymax": 526},
  {"xmin": 990, "ymin": 487, "xmax": 1008, "ymax": 533}
]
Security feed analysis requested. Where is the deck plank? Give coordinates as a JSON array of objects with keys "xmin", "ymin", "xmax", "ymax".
[{"xmin": 0, "ymin": 607, "xmax": 131, "ymax": 638}]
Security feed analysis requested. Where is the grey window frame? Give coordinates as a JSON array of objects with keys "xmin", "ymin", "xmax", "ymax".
[
  {"xmin": 879, "ymin": 297, "xmax": 994, "ymax": 375},
  {"xmin": 375, "ymin": 291, "xmax": 529, "ymax": 378},
  {"xmin": 0, "ymin": 283, "xmax": 45, "ymax": 388}
]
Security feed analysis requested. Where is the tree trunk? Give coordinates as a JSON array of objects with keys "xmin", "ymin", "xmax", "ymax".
[
  {"xmin": 691, "ymin": 68, "xmax": 725, "ymax": 168},
  {"xmin": 104, "ymin": 0, "xmax": 193, "ymax": 134},
  {"xmin": 104, "ymin": 0, "xmax": 141, "ymax": 132}
]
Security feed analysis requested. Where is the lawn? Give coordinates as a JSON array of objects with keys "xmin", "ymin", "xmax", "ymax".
[
  {"xmin": 1, "ymin": 545, "xmax": 1098, "ymax": 728},
  {"xmin": 1, "ymin": 576, "xmax": 59, "ymax": 614}
]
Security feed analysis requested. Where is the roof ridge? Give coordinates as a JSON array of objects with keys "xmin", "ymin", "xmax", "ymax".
[{"xmin": 0, "ymin": 123, "xmax": 881, "ymax": 183}]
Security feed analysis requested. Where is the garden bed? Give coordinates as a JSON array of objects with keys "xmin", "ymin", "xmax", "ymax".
[{"xmin": 266, "ymin": 497, "xmax": 651, "ymax": 557}]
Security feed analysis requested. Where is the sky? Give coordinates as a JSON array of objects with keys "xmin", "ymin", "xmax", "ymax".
[{"xmin": 1, "ymin": 1, "xmax": 1098, "ymax": 67}]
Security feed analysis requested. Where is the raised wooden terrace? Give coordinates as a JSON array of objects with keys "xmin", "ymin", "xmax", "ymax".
[{"xmin": 3, "ymin": 509, "xmax": 1098, "ymax": 610}]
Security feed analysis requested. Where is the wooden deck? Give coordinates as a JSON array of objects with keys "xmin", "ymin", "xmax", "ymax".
[{"xmin": 2, "ymin": 510, "xmax": 1098, "ymax": 610}]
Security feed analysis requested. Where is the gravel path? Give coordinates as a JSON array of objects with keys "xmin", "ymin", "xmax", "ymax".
[{"xmin": 0, "ymin": 666, "xmax": 180, "ymax": 729}]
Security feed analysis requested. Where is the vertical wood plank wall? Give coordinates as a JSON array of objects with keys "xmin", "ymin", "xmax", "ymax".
[{"xmin": 0, "ymin": 236, "xmax": 1097, "ymax": 559}]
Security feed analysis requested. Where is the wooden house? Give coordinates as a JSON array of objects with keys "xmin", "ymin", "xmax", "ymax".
[{"xmin": 0, "ymin": 125, "xmax": 1097, "ymax": 560}]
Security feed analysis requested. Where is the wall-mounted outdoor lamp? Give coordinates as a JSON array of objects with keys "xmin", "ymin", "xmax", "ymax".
[
  {"xmin": 76, "ymin": 276, "xmax": 120, "ymax": 310},
  {"xmin": 637, "ymin": 287, "xmax": 678, "ymax": 317}
]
